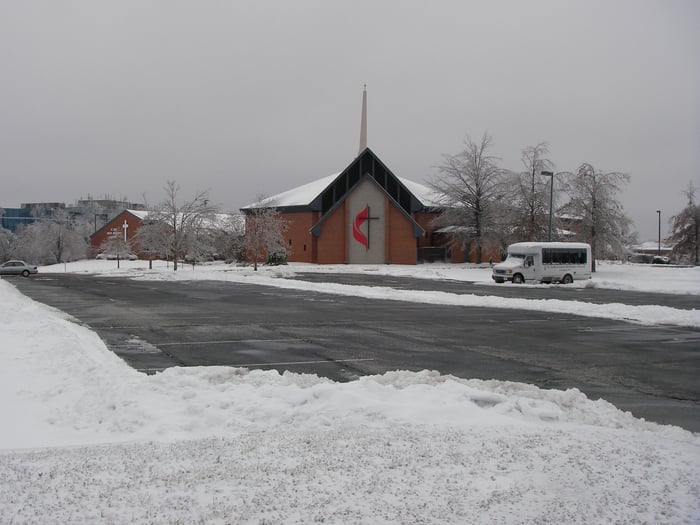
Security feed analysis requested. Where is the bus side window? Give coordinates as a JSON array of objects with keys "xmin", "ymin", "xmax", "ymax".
[{"xmin": 525, "ymin": 256, "xmax": 534, "ymax": 267}]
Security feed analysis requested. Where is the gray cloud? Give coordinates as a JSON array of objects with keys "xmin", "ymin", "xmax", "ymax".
[{"xmin": 1, "ymin": 0, "xmax": 698, "ymax": 240}]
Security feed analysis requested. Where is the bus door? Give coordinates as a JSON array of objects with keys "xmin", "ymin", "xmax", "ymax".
[{"xmin": 524, "ymin": 255, "xmax": 537, "ymax": 280}]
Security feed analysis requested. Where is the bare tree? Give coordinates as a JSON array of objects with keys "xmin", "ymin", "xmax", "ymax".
[
  {"xmin": 430, "ymin": 132, "xmax": 506, "ymax": 263},
  {"xmin": 0, "ymin": 207, "xmax": 12, "ymax": 262},
  {"xmin": 135, "ymin": 218, "xmax": 169, "ymax": 268},
  {"xmin": 99, "ymin": 235, "xmax": 134, "ymax": 259},
  {"xmin": 11, "ymin": 211, "xmax": 87, "ymax": 265},
  {"xmin": 0, "ymin": 227, "xmax": 13, "ymax": 262},
  {"xmin": 45, "ymin": 218, "xmax": 86, "ymax": 264},
  {"xmin": 508, "ymin": 142, "xmax": 555, "ymax": 241},
  {"xmin": 244, "ymin": 196, "xmax": 288, "ymax": 271},
  {"xmin": 211, "ymin": 214, "xmax": 246, "ymax": 263},
  {"xmin": 562, "ymin": 163, "xmax": 632, "ymax": 271},
  {"xmin": 146, "ymin": 181, "xmax": 218, "ymax": 270},
  {"xmin": 667, "ymin": 182, "xmax": 700, "ymax": 265}
]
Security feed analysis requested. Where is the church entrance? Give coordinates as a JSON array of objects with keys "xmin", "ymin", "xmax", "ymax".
[{"xmin": 347, "ymin": 179, "xmax": 386, "ymax": 264}]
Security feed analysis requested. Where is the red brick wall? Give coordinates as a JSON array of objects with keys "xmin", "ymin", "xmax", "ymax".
[
  {"xmin": 90, "ymin": 211, "xmax": 143, "ymax": 256},
  {"xmin": 281, "ymin": 211, "xmax": 317, "ymax": 263},
  {"xmin": 387, "ymin": 203, "xmax": 417, "ymax": 264},
  {"xmin": 467, "ymin": 243, "xmax": 502, "ymax": 264},
  {"xmin": 315, "ymin": 202, "xmax": 347, "ymax": 264},
  {"xmin": 281, "ymin": 203, "xmax": 427, "ymax": 265},
  {"xmin": 411, "ymin": 212, "xmax": 502, "ymax": 264},
  {"xmin": 414, "ymin": 212, "xmax": 440, "ymax": 248}
]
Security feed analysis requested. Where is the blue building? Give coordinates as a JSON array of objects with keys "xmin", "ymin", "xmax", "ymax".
[{"xmin": 1, "ymin": 207, "xmax": 37, "ymax": 232}]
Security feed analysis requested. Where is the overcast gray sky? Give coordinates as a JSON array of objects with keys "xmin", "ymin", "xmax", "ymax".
[{"xmin": 1, "ymin": 1, "xmax": 698, "ymax": 240}]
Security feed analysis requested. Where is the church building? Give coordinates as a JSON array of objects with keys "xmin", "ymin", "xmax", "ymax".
[
  {"xmin": 89, "ymin": 209, "xmax": 148, "ymax": 256},
  {"xmin": 241, "ymin": 87, "xmax": 463, "ymax": 265}
]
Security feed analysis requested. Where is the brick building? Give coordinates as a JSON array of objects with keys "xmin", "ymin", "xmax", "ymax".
[
  {"xmin": 241, "ymin": 147, "xmax": 471, "ymax": 265},
  {"xmin": 89, "ymin": 209, "xmax": 147, "ymax": 256}
]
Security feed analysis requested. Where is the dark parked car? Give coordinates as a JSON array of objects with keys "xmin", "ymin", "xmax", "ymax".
[{"xmin": 0, "ymin": 260, "xmax": 38, "ymax": 277}]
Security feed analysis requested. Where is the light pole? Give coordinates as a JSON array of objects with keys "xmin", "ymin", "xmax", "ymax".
[
  {"xmin": 656, "ymin": 210, "xmax": 661, "ymax": 255},
  {"xmin": 541, "ymin": 171, "xmax": 554, "ymax": 241}
]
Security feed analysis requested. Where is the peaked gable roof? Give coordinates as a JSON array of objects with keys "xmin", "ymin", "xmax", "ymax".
[
  {"xmin": 310, "ymin": 173, "xmax": 425, "ymax": 238},
  {"xmin": 90, "ymin": 209, "xmax": 147, "ymax": 240},
  {"xmin": 242, "ymin": 148, "xmax": 441, "ymax": 213}
]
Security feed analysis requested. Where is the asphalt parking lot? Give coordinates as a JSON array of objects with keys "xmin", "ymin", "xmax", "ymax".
[{"xmin": 9, "ymin": 273, "xmax": 700, "ymax": 432}]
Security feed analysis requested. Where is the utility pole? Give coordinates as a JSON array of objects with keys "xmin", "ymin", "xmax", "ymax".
[{"xmin": 541, "ymin": 171, "xmax": 554, "ymax": 241}]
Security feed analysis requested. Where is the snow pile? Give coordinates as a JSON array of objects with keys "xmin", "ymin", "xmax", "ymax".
[
  {"xmin": 592, "ymin": 260, "xmax": 700, "ymax": 295},
  {"xmin": 1, "ymin": 278, "xmax": 699, "ymax": 523}
]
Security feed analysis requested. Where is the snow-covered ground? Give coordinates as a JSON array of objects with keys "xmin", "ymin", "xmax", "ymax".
[
  {"xmin": 42, "ymin": 258, "xmax": 700, "ymax": 296},
  {"xmin": 1, "ymin": 261, "xmax": 699, "ymax": 523}
]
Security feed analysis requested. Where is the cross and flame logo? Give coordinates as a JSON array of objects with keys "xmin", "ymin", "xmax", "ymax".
[
  {"xmin": 352, "ymin": 205, "xmax": 370, "ymax": 249},
  {"xmin": 352, "ymin": 204, "xmax": 379, "ymax": 251}
]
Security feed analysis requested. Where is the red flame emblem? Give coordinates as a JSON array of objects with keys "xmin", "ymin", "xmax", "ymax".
[{"xmin": 353, "ymin": 205, "xmax": 370, "ymax": 250}]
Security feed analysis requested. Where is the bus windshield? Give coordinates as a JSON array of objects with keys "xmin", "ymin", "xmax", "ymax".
[{"xmin": 506, "ymin": 253, "xmax": 526, "ymax": 260}]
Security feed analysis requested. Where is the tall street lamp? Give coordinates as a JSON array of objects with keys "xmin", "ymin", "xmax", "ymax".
[
  {"xmin": 656, "ymin": 210, "xmax": 661, "ymax": 255},
  {"xmin": 541, "ymin": 171, "xmax": 554, "ymax": 241}
]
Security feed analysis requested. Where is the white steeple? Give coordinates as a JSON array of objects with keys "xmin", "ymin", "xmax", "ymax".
[{"xmin": 358, "ymin": 84, "xmax": 367, "ymax": 155}]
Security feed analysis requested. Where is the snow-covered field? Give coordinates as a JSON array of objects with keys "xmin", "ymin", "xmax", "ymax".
[{"xmin": 1, "ymin": 261, "xmax": 699, "ymax": 523}]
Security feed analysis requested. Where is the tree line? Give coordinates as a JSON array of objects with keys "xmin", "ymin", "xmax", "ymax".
[
  {"xmin": 0, "ymin": 182, "xmax": 288, "ymax": 271},
  {"xmin": 1, "ymin": 137, "xmax": 698, "ymax": 268},
  {"xmin": 429, "ymin": 132, "xmax": 698, "ymax": 267}
]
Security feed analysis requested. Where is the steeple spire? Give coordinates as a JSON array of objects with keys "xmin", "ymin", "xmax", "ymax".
[{"xmin": 358, "ymin": 84, "xmax": 367, "ymax": 155}]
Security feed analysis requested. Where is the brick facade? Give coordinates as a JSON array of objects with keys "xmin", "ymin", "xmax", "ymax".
[
  {"xmin": 314, "ymin": 203, "xmax": 347, "ymax": 264},
  {"xmin": 283, "ymin": 211, "xmax": 318, "ymax": 263},
  {"xmin": 89, "ymin": 210, "xmax": 145, "ymax": 257}
]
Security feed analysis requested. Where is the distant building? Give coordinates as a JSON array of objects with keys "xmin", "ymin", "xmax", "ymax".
[
  {"xmin": 629, "ymin": 241, "xmax": 673, "ymax": 263},
  {"xmin": 1, "ymin": 198, "xmax": 146, "ymax": 233},
  {"xmin": 89, "ymin": 210, "xmax": 148, "ymax": 257},
  {"xmin": 68, "ymin": 197, "xmax": 147, "ymax": 233},
  {"xmin": 90, "ymin": 209, "xmax": 239, "ymax": 260},
  {"xmin": 0, "ymin": 202, "xmax": 66, "ymax": 232},
  {"xmin": 1, "ymin": 207, "xmax": 34, "ymax": 232}
]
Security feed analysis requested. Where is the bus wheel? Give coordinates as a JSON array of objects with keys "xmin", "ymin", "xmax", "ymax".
[
  {"xmin": 562, "ymin": 274, "xmax": 573, "ymax": 284},
  {"xmin": 512, "ymin": 274, "xmax": 524, "ymax": 284}
]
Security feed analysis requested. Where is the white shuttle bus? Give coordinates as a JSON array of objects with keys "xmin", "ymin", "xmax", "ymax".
[{"xmin": 492, "ymin": 242, "xmax": 592, "ymax": 284}]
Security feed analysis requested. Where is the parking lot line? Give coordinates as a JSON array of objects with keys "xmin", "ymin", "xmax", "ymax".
[{"xmin": 158, "ymin": 338, "xmax": 307, "ymax": 347}]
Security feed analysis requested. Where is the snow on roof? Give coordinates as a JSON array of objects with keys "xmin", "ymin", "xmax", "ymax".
[
  {"xmin": 242, "ymin": 174, "xmax": 340, "ymax": 209},
  {"xmin": 399, "ymin": 177, "xmax": 442, "ymax": 207},
  {"xmin": 126, "ymin": 209, "xmax": 149, "ymax": 220},
  {"xmin": 126, "ymin": 210, "xmax": 241, "ymax": 230},
  {"xmin": 632, "ymin": 241, "xmax": 673, "ymax": 252},
  {"xmin": 242, "ymin": 173, "xmax": 441, "ymax": 209},
  {"xmin": 435, "ymin": 225, "xmax": 476, "ymax": 234}
]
